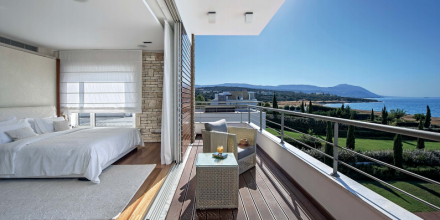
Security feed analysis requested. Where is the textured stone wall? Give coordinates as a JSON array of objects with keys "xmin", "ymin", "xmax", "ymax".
[{"xmin": 137, "ymin": 52, "xmax": 164, "ymax": 142}]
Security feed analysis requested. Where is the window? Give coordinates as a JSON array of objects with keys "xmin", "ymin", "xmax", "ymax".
[
  {"xmin": 75, "ymin": 113, "xmax": 134, "ymax": 127},
  {"xmin": 95, "ymin": 113, "xmax": 133, "ymax": 127}
]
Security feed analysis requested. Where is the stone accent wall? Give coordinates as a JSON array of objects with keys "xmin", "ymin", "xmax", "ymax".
[{"xmin": 137, "ymin": 52, "xmax": 164, "ymax": 142}]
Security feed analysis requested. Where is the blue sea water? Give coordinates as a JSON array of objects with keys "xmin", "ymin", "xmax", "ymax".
[{"xmin": 325, "ymin": 97, "xmax": 440, "ymax": 117}]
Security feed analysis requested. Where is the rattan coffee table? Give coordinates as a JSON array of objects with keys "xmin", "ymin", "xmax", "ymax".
[{"xmin": 196, "ymin": 153, "xmax": 239, "ymax": 209}]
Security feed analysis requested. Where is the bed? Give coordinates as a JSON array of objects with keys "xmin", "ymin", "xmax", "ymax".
[{"xmin": 0, "ymin": 106, "xmax": 144, "ymax": 183}]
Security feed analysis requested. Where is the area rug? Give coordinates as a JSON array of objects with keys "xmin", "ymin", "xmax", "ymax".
[{"xmin": 0, "ymin": 164, "xmax": 156, "ymax": 220}]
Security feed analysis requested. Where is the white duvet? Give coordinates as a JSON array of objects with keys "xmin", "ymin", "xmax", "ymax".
[{"xmin": 0, "ymin": 127, "xmax": 144, "ymax": 183}]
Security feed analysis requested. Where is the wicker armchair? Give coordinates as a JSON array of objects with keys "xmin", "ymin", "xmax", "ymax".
[{"xmin": 202, "ymin": 126, "xmax": 257, "ymax": 174}]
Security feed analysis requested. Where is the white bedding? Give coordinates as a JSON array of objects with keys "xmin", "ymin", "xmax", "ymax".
[{"xmin": 0, "ymin": 127, "xmax": 143, "ymax": 183}]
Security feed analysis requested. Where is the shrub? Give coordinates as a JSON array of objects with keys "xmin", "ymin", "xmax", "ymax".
[{"xmin": 393, "ymin": 134, "xmax": 403, "ymax": 168}]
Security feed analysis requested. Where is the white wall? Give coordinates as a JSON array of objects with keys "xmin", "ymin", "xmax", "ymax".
[
  {"xmin": 0, "ymin": 45, "xmax": 56, "ymax": 108},
  {"xmin": 248, "ymin": 122, "xmax": 421, "ymax": 220}
]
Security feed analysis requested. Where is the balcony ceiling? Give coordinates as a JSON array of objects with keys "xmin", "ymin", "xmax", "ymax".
[
  {"xmin": 0, "ymin": 0, "xmax": 164, "ymax": 51},
  {"xmin": 175, "ymin": 0, "xmax": 285, "ymax": 35}
]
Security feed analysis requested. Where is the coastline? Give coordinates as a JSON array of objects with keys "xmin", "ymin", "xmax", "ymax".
[{"xmin": 278, "ymin": 100, "xmax": 440, "ymax": 126}]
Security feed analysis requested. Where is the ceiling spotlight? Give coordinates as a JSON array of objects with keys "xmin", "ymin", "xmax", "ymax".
[
  {"xmin": 245, "ymin": 12, "xmax": 253, "ymax": 24},
  {"xmin": 138, "ymin": 45, "xmax": 147, "ymax": 48},
  {"xmin": 143, "ymin": 42, "xmax": 152, "ymax": 44},
  {"xmin": 208, "ymin": 12, "xmax": 216, "ymax": 24}
]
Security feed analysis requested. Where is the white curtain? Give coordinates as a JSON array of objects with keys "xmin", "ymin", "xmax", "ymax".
[
  {"xmin": 59, "ymin": 50, "xmax": 142, "ymax": 113},
  {"xmin": 161, "ymin": 21, "xmax": 174, "ymax": 165}
]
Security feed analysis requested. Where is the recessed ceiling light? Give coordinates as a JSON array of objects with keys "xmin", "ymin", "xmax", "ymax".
[
  {"xmin": 74, "ymin": 0, "xmax": 88, "ymax": 2},
  {"xmin": 143, "ymin": 42, "xmax": 152, "ymax": 44},
  {"xmin": 208, "ymin": 12, "xmax": 216, "ymax": 24},
  {"xmin": 138, "ymin": 45, "xmax": 147, "ymax": 48},
  {"xmin": 245, "ymin": 12, "xmax": 253, "ymax": 24}
]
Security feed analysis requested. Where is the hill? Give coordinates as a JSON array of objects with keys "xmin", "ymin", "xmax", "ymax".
[
  {"xmin": 196, "ymin": 86, "xmax": 378, "ymax": 103},
  {"xmin": 195, "ymin": 83, "xmax": 382, "ymax": 98}
]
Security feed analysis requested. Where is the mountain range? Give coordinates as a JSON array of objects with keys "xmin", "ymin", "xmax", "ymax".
[{"xmin": 195, "ymin": 83, "xmax": 382, "ymax": 98}]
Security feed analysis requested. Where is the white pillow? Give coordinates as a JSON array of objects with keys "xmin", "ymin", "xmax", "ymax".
[
  {"xmin": 0, "ymin": 116, "xmax": 17, "ymax": 123},
  {"xmin": 53, "ymin": 120, "xmax": 70, "ymax": 132},
  {"xmin": 34, "ymin": 117, "xmax": 65, "ymax": 134},
  {"xmin": 5, "ymin": 127, "xmax": 37, "ymax": 141},
  {"xmin": 0, "ymin": 119, "xmax": 32, "ymax": 145}
]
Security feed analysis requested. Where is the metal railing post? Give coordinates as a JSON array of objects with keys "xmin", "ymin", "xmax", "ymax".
[
  {"xmin": 281, "ymin": 112, "xmax": 285, "ymax": 144},
  {"xmin": 248, "ymin": 106, "xmax": 250, "ymax": 124},
  {"xmin": 259, "ymin": 108, "xmax": 263, "ymax": 132},
  {"xmin": 240, "ymin": 106, "xmax": 243, "ymax": 123},
  {"xmin": 332, "ymin": 122, "xmax": 339, "ymax": 177}
]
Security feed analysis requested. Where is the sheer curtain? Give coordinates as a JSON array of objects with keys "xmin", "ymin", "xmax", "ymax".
[
  {"xmin": 161, "ymin": 21, "xmax": 174, "ymax": 165},
  {"xmin": 59, "ymin": 50, "xmax": 142, "ymax": 113}
]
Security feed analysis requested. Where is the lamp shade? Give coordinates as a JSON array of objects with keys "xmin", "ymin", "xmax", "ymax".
[{"xmin": 63, "ymin": 109, "xmax": 71, "ymax": 116}]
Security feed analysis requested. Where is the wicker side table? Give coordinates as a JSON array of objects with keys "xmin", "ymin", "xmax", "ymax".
[{"xmin": 196, "ymin": 153, "xmax": 239, "ymax": 209}]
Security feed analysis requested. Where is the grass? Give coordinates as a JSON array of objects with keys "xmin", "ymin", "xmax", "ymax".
[
  {"xmin": 360, "ymin": 181, "xmax": 440, "ymax": 213},
  {"xmin": 266, "ymin": 128, "xmax": 440, "ymax": 151}
]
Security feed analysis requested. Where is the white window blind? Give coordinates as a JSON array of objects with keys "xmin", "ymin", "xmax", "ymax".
[{"xmin": 60, "ymin": 50, "xmax": 142, "ymax": 113}]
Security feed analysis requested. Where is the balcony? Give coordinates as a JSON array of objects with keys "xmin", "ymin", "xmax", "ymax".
[{"xmin": 156, "ymin": 102, "xmax": 440, "ymax": 220}]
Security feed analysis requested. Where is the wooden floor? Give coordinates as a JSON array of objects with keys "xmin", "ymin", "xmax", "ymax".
[
  {"xmin": 114, "ymin": 142, "xmax": 173, "ymax": 220},
  {"xmin": 166, "ymin": 137, "xmax": 328, "ymax": 220},
  {"xmin": 414, "ymin": 211, "xmax": 440, "ymax": 220}
]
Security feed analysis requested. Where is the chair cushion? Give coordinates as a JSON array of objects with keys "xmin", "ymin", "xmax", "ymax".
[
  {"xmin": 238, "ymin": 145, "xmax": 255, "ymax": 160},
  {"xmin": 204, "ymin": 119, "xmax": 227, "ymax": 133}
]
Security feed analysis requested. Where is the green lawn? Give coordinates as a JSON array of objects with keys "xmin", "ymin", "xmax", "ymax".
[
  {"xmin": 360, "ymin": 181, "xmax": 440, "ymax": 212},
  {"xmin": 266, "ymin": 128, "xmax": 440, "ymax": 151}
]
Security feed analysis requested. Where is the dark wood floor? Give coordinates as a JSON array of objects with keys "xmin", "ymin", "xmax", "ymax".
[
  {"xmin": 414, "ymin": 211, "xmax": 440, "ymax": 220},
  {"xmin": 114, "ymin": 142, "xmax": 173, "ymax": 220},
  {"xmin": 166, "ymin": 137, "xmax": 328, "ymax": 220}
]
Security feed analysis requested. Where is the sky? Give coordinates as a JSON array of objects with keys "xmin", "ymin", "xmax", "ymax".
[{"xmin": 195, "ymin": 0, "xmax": 440, "ymax": 97}]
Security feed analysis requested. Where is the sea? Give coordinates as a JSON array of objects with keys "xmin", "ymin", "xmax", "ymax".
[{"xmin": 325, "ymin": 97, "xmax": 440, "ymax": 118}]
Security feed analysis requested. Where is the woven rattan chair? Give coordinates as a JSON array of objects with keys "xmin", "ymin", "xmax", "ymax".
[{"xmin": 202, "ymin": 126, "xmax": 257, "ymax": 174}]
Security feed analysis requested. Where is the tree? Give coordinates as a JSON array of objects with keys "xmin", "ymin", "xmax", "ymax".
[
  {"xmin": 272, "ymin": 93, "xmax": 278, "ymax": 116},
  {"xmin": 341, "ymin": 103, "xmax": 345, "ymax": 111},
  {"xmin": 284, "ymin": 105, "xmax": 290, "ymax": 110},
  {"xmin": 324, "ymin": 121, "xmax": 334, "ymax": 167},
  {"xmin": 390, "ymin": 109, "xmax": 406, "ymax": 120},
  {"xmin": 370, "ymin": 109, "xmax": 375, "ymax": 122},
  {"xmin": 417, "ymin": 119, "xmax": 425, "ymax": 150},
  {"xmin": 300, "ymin": 101, "xmax": 305, "ymax": 113},
  {"xmin": 393, "ymin": 134, "xmax": 403, "ymax": 168},
  {"xmin": 413, "ymin": 113, "xmax": 425, "ymax": 122},
  {"xmin": 195, "ymin": 94, "xmax": 205, "ymax": 105},
  {"xmin": 424, "ymin": 105, "xmax": 431, "ymax": 128},
  {"xmin": 346, "ymin": 113, "xmax": 356, "ymax": 150},
  {"xmin": 264, "ymin": 102, "xmax": 271, "ymax": 107},
  {"xmin": 381, "ymin": 106, "xmax": 388, "ymax": 125},
  {"xmin": 289, "ymin": 105, "xmax": 295, "ymax": 111},
  {"xmin": 308, "ymin": 101, "xmax": 313, "ymax": 114}
]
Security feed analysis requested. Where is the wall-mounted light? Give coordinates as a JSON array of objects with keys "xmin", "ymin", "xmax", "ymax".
[
  {"xmin": 208, "ymin": 12, "xmax": 216, "ymax": 23},
  {"xmin": 143, "ymin": 42, "xmax": 152, "ymax": 44},
  {"xmin": 245, "ymin": 12, "xmax": 253, "ymax": 24}
]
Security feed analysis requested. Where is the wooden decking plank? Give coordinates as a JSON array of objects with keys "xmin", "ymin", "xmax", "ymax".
[
  {"xmin": 256, "ymin": 151, "xmax": 327, "ymax": 220},
  {"xmin": 243, "ymin": 170, "xmax": 274, "ymax": 220},
  {"xmin": 180, "ymin": 145, "xmax": 201, "ymax": 220},
  {"xmin": 239, "ymin": 174, "xmax": 261, "ymax": 220},
  {"xmin": 165, "ymin": 141, "xmax": 200, "ymax": 220},
  {"xmin": 255, "ymin": 163, "xmax": 302, "ymax": 220},
  {"xmin": 234, "ymin": 193, "xmax": 247, "ymax": 220},
  {"xmin": 248, "ymin": 168, "xmax": 289, "ymax": 220}
]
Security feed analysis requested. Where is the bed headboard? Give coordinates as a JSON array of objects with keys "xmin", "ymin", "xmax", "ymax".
[{"xmin": 0, "ymin": 106, "xmax": 56, "ymax": 121}]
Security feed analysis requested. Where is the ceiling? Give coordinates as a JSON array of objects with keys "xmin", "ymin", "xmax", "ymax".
[
  {"xmin": 0, "ymin": 0, "xmax": 164, "ymax": 51},
  {"xmin": 175, "ymin": 0, "xmax": 285, "ymax": 36}
]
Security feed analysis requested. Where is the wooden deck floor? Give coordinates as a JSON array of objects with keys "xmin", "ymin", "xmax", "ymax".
[
  {"xmin": 166, "ymin": 137, "xmax": 329, "ymax": 220},
  {"xmin": 115, "ymin": 142, "xmax": 173, "ymax": 220}
]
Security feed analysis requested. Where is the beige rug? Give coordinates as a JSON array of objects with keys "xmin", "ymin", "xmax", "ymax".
[{"xmin": 0, "ymin": 164, "xmax": 156, "ymax": 220}]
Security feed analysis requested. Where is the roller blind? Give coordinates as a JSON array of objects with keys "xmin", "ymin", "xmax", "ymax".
[{"xmin": 59, "ymin": 50, "xmax": 142, "ymax": 113}]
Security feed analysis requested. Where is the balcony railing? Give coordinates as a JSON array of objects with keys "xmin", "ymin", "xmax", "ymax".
[{"xmin": 195, "ymin": 101, "xmax": 440, "ymax": 211}]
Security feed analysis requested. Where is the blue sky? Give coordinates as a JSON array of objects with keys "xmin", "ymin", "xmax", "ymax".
[{"xmin": 195, "ymin": 0, "xmax": 440, "ymax": 97}]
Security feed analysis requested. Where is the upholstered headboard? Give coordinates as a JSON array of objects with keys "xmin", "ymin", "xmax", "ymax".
[{"xmin": 0, "ymin": 106, "xmax": 56, "ymax": 121}]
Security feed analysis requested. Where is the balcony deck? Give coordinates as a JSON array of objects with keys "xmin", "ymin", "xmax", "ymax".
[{"xmin": 166, "ymin": 136, "xmax": 329, "ymax": 220}]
